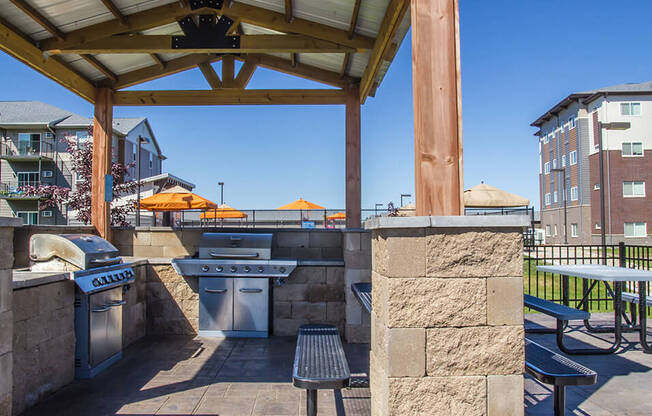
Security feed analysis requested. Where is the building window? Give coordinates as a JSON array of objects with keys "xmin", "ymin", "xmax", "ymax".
[
  {"xmin": 543, "ymin": 134, "xmax": 549, "ymax": 144},
  {"xmin": 569, "ymin": 117, "xmax": 575, "ymax": 128},
  {"xmin": 76, "ymin": 131, "xmax": 89, "ymax": 145},
  {"xmin": 561, "ymin": 155, "xmax": 566, "ymax": 167},
  {"xmin": 16, "ymin": 211, "xmax": 38, "ymax": 225},
  {"xmin": 570, "ymin": 150, "xmax": 577, "ymax": 165},
  {"xmin": 570, "ymin": 186, "xmax": 578, "ymax": 201},
  {"xmin": 554, "ymin": 225, "xmax": 558, "ymax": 236},
  {"xmin": 41, "ymin": 211, "xmax": 52, "ymax": 217},
  {"xmin": 544, "ymin": 162, "xmax": 550, "ymax": 174},
  {"xmin": 623, "ymin": 181, "xmax": 645, "ymax": 197},
  {"xmin": 595, "ymin": 223, "xmax": 601, "ymax": 230},
  {"xmin": 552, "ymin": 159, "xmax": 557, "ymax": 169},
  {"xmin": 545, "ymin": 225, "xmax": 551, "ymax": 237},
  {"xmin": 17, "ymin": 133, "xmax": 41, "ymax": 156},
  {"xmin": 553, "ymin": 191, "xmax": 558, "ymax": 203},
  {"xmin": 17, "ymin": 172, "xmax": 39, "ymax": 187},
  {"xmin": 624, "ymin": 222, "xmax": 647, "ymax": 238},
  {"xmin": 544, "ymin": 193, "xmax": 551, "ymax": 206},
  {"xmin": 620, "ymin": 102, "xmax": 641, "ymax": 116},
  {"xmin": 571, "ymin": 223, "xmax": 578, "ymax": 237},
  {"xmin": 149, "ymin": 153, "xmax": 153, "ymax": 170},
  {"xmin": 594, "ymin": 184, "xmax": 600, "ymax": 190},
  {"xmin": 622, "ymin": 142, "xmax": 643, "ymax": 157}
]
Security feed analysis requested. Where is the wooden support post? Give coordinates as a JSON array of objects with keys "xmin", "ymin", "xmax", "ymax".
[
  {"xmin": 92, "ymin": 88, "xmax": 113, "ymax": 240},
  {"xmin": 346, "ymin": 84, "xmax": 361, "ymax": 228},
  {"xmin": 411, "ymin": 0, "xmax": 464, "ymax": 216}
]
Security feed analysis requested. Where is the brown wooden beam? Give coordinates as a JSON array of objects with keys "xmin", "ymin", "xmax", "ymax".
[
  {"xmin": 222, "ymin": 55, "xmax": 235, "ymax": 88},
  {"xmin": 237, "ymin": 54, "xmax": 356, "ymax": 89},
  {"xmin": 113, "ymin": 89, "xmax": 347, "ymax": 106},
  {"xmin": 412, "ymin": 0, "xmax": 464, "ymax": 216},
  {"xmin": 81, "ymin": 54, "xmax": 117, "ymax": 81},
  {"xmin": 47, "ymin": 34, "xmax": 356, "ymax": 55},
  {"xmin": 8, "ymin": 0, "xmax": 66, "ymax": 40},
  {"xmin": 345, "ymin": 84, "xmax": 361, "ymax": 228},
  {"xmin": 0, "ymin": 19, "xmax": 96, "ymax": 102},
  {"xmin": 223, "ymin": 1, "xmax": 374, "ymax": 51},
  {"xmin": 91, "ymin": 88, "xmax": 113, "ymax": 240},
  {"xmin": 341, "ymin": 0, "xmax": 362, "ymax": 78},
  {"xmin": 99, "ymin": 0, "xmax": 126, "ymax": 25},
  {"xmin": 339, "ymin": 54, "xmax": 350, "ymax": 78},
  {"xmin": 114, "ymin": 54, "xmax": 222, "ymax": 90},
  {"xmin": 39, "ymin": 2, "xmax": 205, "ymax": 52},
  {"xmin": 150, "ymin": 53, "xmax": 165, "ymax": 69},
  {"xmin": 360, "ymin": 0, "xmax": 409, "ymax": 102},
  {"xmin": 198, "ymin": 62, "xmax": 222, "ymax": 89},
  {"xmin": 234, "ymin": 61, "xmax": 256, "ymax": 88},
  {"xmin": 291, "ymin": 53, "xmax": 297, "ymax": 68},
  {"xmin": 284, "ymin": 0, "xmax": 293, "ymax": 23}
]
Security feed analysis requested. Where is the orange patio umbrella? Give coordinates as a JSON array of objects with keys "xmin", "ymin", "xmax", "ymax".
[
  {"xmin": 200, "ymin": 204, "xmax": 248, "ymax": 219},
  {"xmin": 277, "ymin": 198, "xmax": 325, "ymax": 210},
  {"xmin": 327, "ymin": 212, "xmax": 346, "ymax": 220},
  {"xmin": 139, "ymin": 185, "xmax": 217, "ymax": 211}
]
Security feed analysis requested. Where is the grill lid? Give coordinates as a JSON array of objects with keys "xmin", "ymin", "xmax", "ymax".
[
  {"xmin": 29, "ymin": 234, "xmax": 121, "ymax": 270},
  {"xmin": 199, "ymin": 233, "xmax": 272, "ymax": 260}
]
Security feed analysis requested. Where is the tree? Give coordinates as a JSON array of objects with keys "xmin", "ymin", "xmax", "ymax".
[{"xmin": 21, "ymin": 134, "xmax": 138, "ymax": 227}]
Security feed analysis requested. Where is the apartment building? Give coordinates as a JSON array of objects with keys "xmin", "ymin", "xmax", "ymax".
[
  {"xmin": 0, "ymin": 101, "xmax": 190, "ymax": 225},
  {"xmin": 532, "ymin": 82, "xmax": 652, "ymax": 245}
]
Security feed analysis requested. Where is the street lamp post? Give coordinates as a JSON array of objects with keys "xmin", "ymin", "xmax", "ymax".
[
  {"xmin": 218, "ymin": 182, "xmax": 224, "ymax": 205},
  {"xmin": 551, "ymin": 167, "xmax": 567, "ymax": 245},
  {"xmin": 596, "ymin": 121, "xmax": 631, "ymax": 250},
  {"xmin": 135, "ymin": 136, "xmax": 150, "ymax": 227},
  {"xmin": 400, "ymin": 193, "xmax": 411, "ymax": 207}
]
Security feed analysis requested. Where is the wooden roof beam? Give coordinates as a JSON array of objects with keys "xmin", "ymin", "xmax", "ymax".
[
  {"xmin": 223, "ymin": 1, "xmax": 373, "ymax": 51},
  {"xmin": 0, "ymin": 19, "xmax": 96, "ymax": 102},
  {"xmin": 198, "ymin": 62, "xmax": 222, "ymax": 89},
  {"xmin": 234, "ymin": 61, "xmax": 257, "ymax": 88},
  {"xmin": 46, "ymin": 34, "xmax": 355, "ymax": 54},
  {"xmin": 340, "ymin": 0, "xmax": 362, "ymax": 78},
  {"xmin": 359, "ymin": 0, "xmax": 409, "ymax": 102},
  {"xmin": 114, "ymin": 54, "xmax": 223, "ymax": 90},
  {"xmin": 222, "ymin": 55, "xmax": 235, "ymax": 88},
  {"xmin": 99, "ymin": 0, "xmax": 127, "ymax": 25},
  {"xmin": 237, "ymin": 54, "xmax": 357, "ymax": 89},
  {"xmin": 8, "ymin": 0, "xmax": 66, "ymax": 40},
  {"xmin": 149, "ymin": 53, "xmax": 165, "ymax": 69},
  {"xmin": 113, "ymin": 89, "xmax": 347, "ymax": 106},
  {"xmin": 284, "ymin": 0, "xmax": 293, "ymax": 23},
  {"xmin": 80, "ymin": 54, "xmax": 117, "ymax": 81}
]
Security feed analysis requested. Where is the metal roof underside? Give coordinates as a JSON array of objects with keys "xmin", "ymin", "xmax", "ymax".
[{"xmin": 0, "ymin": 0, "xmax": 410, "ymax": 98}]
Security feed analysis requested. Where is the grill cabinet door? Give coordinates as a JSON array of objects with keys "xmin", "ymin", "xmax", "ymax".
[
  {"xmin": 234, "ymin": 278, "xmax": 269, "ymax": 332},
  {"xmin": 105, "ymin": 287, "xmax": 123, "ymax": 362},
  {"xmin": 89, "ymin": 287, "xmax": 123, "ymax": 367},
  {"xmin": 199, "ymin": 278, "xmax": 233, "ymax": 331}
]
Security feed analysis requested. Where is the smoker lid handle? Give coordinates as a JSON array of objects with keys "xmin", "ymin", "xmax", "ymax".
[{"xmin": 89, "ymin": 257, "xmax": 122, "ymax": 266}]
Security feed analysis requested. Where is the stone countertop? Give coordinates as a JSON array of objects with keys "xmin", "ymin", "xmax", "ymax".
[
  {"xmin": 12, "ymin": 270, "xmax": 70, "ymax": 289},
  {"xmin": 365, "ymin": 215, "xmax": 531, "ymax": 230},
  {"xmin": 297, "ymin": 259, "xmax": 345, "ymax": 267}
]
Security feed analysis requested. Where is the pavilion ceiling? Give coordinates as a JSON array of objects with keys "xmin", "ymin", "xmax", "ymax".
[{"xmin": 0, "ymin": 0, "xmax": 410, "ymax": 104}]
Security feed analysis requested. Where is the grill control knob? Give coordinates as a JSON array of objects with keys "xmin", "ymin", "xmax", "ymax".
[
  {"xmin": 201, "ymin": 265, "xmax": 210, "ymax": 272},
  {"xmin": 279, "ymin": 267, "xmax": 286, "ymax": 273},
  {"xmin": 92, "ymin": 278, "xmax": 101, "ymax": 287},
  {"xmin": 101, "ymin": 276, "xmax": 108, "ymax": 284},
  {"xmin": 216, "ymin": 266, "xmax": 223, "ymax": 272},
  {"xmin": 244, "ymin": 266, "xmax": 251, "ymax": 273},
  {"xmin": 230, "ymin": 266, "xmax": 237, "ymax": 272},
  {"xmin": 257, "ymin": 266, "xmax": 264, "ymax": 273}
]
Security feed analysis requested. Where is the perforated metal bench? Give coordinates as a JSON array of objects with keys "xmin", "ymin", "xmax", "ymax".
[
  {"xmin": 293, "ymin": 324, "xmax": 350, "ymax": 416},
  {"xmin": 525, "ymin": 339, "xmax": 597, "ymax": 416}
]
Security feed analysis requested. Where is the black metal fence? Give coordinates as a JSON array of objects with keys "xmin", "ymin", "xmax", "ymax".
[{"xmin": 524, "ymin": 242, "xmax": 652, "ymax": 312}]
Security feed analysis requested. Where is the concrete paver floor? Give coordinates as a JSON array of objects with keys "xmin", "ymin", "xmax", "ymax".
[{"xmin": 22, "ymin": 336, "xmax": 370, "ymax": 416}]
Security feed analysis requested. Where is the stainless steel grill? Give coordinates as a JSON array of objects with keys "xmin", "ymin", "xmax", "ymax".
[
  {"xmin": 172, "ymin": 232, "xmax": 297, "ymax": 338},
  {"xmin": 29, "ymin": 233, "xmax": 134, "ymax": 378}
]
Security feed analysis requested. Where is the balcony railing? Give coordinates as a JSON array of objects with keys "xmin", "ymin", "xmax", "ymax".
[
  {"xmin": 0, "ymin": 182, "xmax": 45, "ymax": 199},
  {"xmin": 1, "ymin": 139, "xmax": 55, "ymax": 160}
]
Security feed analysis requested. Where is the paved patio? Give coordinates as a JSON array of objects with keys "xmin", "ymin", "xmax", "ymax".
[
  {"xmin": 21, "ymin": 336, "xmax": 370, "ymax": 416},
  {"xmin": 19, "ymin": 314, "xmax": 652, "ymax": 416}
]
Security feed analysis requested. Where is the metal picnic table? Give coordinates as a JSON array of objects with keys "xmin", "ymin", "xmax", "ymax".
[{"xmin": 536, "ymin": 264, "xmax": 652, "ymax": 354}]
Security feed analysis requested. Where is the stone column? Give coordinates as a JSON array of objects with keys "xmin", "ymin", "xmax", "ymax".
[
  {"xmin": 343, "ymin": 229, "xmax": 371, "ymax": 343},
  {"xmin": 368, "ymin": 216, "xmax": 526, "ymax": 416},
  {"xmin": 0, "ymin": 217, "xmax": 21, "ymax": 415}
]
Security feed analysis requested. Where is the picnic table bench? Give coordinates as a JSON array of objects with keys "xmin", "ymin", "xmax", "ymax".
[
  {"xmin": 525, "ymin": 339, "xmax": 597, "ymax": 416},
  {"xmin": 292, "ymin": 324, "xmax": 350, "ymax": 416}
]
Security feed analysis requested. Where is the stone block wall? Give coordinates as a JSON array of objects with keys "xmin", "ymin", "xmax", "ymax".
[
  {"xmin": 273, "ymin": 266, "xmax": 345, "ymax": 336},
  {"xmin": 0, "ymin": 218, "xmax": 20, "ymax": 416},
  {"xmin": 343, "ymin": 230, "xmax": 371, "ymax": 343},
  {"xmin": 369, "ymin": 218, "xmax": 525, "ymax": 416},
  {"xmin": 12, "ymin": 281, "xmax": 75, "ymax": 416},
  {"xmin": 146, "ymin": 263, "xmax": 199, "ymax": 335}
]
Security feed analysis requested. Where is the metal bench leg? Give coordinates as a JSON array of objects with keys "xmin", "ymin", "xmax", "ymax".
[
  {"xmin": 307, "ymin": 389, "xmax": 317, "ymax": 416},
  {"xmin": 553, "ymin": 385, "xmax": 565, "ymax": 416},
  {"xmin": 638, "ymin": 282, "xmax": 652, "ymax": 354}
]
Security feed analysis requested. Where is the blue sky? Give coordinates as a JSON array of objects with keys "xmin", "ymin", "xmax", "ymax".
[{"xmin": 1, "ymin": 1, "xmax": 650, "ymax": 210}]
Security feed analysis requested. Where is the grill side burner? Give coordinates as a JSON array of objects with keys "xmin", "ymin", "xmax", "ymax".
[
  {"xmin": 172, "ymin": 232, "xmax": 298, "ymax": 338},
  {"xmin": 28, "ymin": 233, "xmax": 134, "ymax": 378}
]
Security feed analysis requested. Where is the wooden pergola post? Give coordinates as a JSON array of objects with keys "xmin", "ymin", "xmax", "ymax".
[
  {"xmin": 346, "ymin": 83, "xmax": 361, "ymax": 228},
  {"xmin": 411, "ymin": 0, "xmax": 464, "ymax": 216},
  {"xmin": 92, "ymin": 87, "xmax": 113, "ymax": 240}
]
